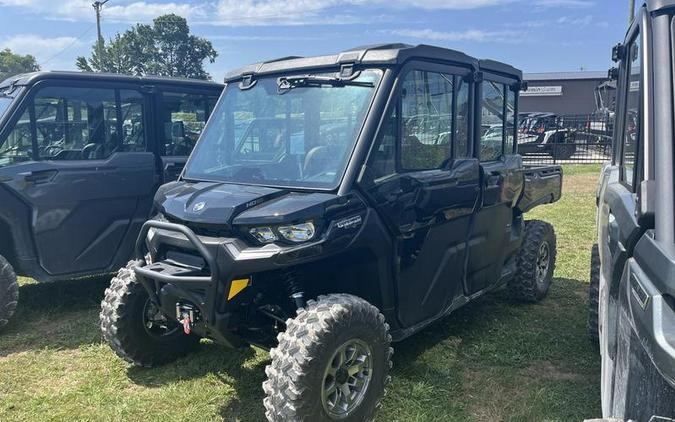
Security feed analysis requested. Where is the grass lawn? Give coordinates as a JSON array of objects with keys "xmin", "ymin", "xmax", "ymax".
[{"xmin": 0, "ymin": 165, "xmax": 602, "ymax": 422}]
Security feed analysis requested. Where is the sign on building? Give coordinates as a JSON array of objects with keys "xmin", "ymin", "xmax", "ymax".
[{"xmin": 521, "ymin": 85, "xmax": 563, "ymax": 97}]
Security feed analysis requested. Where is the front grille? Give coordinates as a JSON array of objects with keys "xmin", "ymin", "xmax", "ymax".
[{"xmin": 164, "ymin": 214, "xmax": 234, "ymax": 238}]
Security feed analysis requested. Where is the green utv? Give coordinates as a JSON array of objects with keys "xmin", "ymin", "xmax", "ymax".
[{"xmin": 100, "ymin": 44, "xmax": 562, "ymax": 421}]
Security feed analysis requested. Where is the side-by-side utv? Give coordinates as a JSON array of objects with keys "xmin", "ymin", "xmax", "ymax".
[
  {"xmin": 0, "ymin": 72, "xmax": 222, "ymax": 329},
  {"xmin": 100, "ymin": 44, "xmax": 562, "ymax": 421}
]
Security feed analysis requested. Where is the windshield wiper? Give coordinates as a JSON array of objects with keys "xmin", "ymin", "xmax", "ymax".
[{"xmin": 277, "ymin": 75, "xmax": 374, "ymax": 94}]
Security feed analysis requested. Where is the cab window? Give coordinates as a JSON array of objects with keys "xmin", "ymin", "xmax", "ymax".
[
  {"xmin": 621, "ymin": 31, "xmax": 641, "ymax": 189},
  {"xmin": 0, "ymin": 86, "xmax": 146, "ymax": 161},
  {"xmin": 367, "ymin": 69, "xmax": 469, "ymax": 179},
  {"xmin": 480, "ymin": 81, "xmax": 508, "ymax": 161},
  {"xmin": 159, "ymin": 92, "xmax": 219, "ymax": 157}
]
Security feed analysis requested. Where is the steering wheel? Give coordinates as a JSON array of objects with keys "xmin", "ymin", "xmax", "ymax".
[{"xmin": 43, "ymin": 145, "xmax": 63, "ymax": 158}]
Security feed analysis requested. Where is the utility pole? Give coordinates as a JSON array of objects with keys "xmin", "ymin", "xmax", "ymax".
[
  {"xmin": 629, "ymin": 0, "xmax": 635, "ymax": 24},
  {"xmin": 93, "ymin": 0, "xmax": 109, "ymax": 62}
]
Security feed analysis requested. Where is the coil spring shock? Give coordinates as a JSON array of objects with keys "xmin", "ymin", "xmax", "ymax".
[{"xmin": 284, "ymin": 269, "xmax": 306, "ymax": 309}]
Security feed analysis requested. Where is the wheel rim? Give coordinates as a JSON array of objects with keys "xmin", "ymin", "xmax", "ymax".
[
  {"xmin": 536, "ymin": 242, "xmax": 550, "ymax": 285},
  {"xmin": 142, "ymin": 299, "xmax": 180, "ymax": 338},
  {"xmin": 321, "ymin": 339, "xmax": 373, "ymax": 420}
]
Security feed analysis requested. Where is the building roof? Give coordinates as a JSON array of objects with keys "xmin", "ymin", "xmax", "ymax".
[
  {"xmin": 524, "ymin": 71, "xmax": 608, "ymax": 82},
  {"xmin": 0, "ymin": 71, "xmax": 223, "ymax": 89},
  {"xmin": 223, "ymin": 43, "xmax": 522, "ymax": 82}
]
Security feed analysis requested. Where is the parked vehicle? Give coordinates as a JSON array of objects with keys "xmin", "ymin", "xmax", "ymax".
[
  {"xmin": 0, "ymin": 71, "xmax": 223, "ymax": 328},
  {"xmin": 99, "ymin": 44, "xmax": 562, "ymax": 421},
  {"xmin": 518, "ymin": 112, "xmax": 577, "ymax": 160},
  {"xmin": 589, "ymin": 1, "xmax": 675, "ymax": 419}
]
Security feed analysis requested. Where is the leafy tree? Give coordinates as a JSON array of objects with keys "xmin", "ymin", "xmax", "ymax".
[
  {"xmin": 0, "ymin": 49, "xmax": 40, "ymax": 81},
  {"xmin": 77, "ymin": 14, "xmax": 217, "ymax": 80}
]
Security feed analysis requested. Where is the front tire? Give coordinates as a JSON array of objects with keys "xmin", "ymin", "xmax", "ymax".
[
  {"xmin": 0, "ymin": 255, "xmax": 19, "ymax": 329},
  {"xmin": 509, "ymin": 220, "xmax": 557, "ymax": 302},
  {"xmin": 263, "ymin": 294, "xmax": 392, "ymax": 422},
  {"xmin": 100, "ymin": 260, "xmax": 199, "ymax": 367}
]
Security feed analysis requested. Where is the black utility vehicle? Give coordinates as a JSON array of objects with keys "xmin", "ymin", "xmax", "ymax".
[
  {"xmin": 588, "ymin": 1, "xmax": 675, "ymax": 420},
  {"xmin": 0, "ymin": 71, "xmax": 222, "ymax": 328},
  {"xmin": 100, "ymin": 44, "xmax": 562, "ymax": 421},
  {"xmin": 517, "ymin": 112, "xmax": 577, "ymax": 160}
]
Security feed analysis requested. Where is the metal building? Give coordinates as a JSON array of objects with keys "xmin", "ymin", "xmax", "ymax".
[{"xmin": 520, "ymin": 71, "xmax": 612, "ymax": 115}]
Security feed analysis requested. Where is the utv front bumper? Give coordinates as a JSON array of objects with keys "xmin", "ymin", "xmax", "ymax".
[{"xmin": 132, "ymin": 218, "xmax": 357, "ymax": 348}]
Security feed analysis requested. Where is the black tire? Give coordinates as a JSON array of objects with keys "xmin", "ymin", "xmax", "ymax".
[
  {"xmin": 587, "ymin": 244, "xmax": 600, "ymax": 344},
  {"xmin": 100, "ymin": 260, "xmax": 199, "ymax": 367},
  {"xmin": 509, "ymin": 220, "xmax": 557, "ymax": 302},
  {"xmin": 0, "ymin": 255, "xmax": 19, "ymax": 329},
  {"xmin": 263, "ymin": 294, "xmax": 393, "ymax": 422}
]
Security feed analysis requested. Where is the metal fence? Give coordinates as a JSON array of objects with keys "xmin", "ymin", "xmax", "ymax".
[{"xmin": 517, "ymin": 113, "xmax": 614, "ymax": 165}]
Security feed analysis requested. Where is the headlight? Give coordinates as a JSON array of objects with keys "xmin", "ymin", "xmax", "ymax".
[
  {"xmin": 249, "ymin": 227, "xmax": 278, "ymax": 243},
  {"xmin": 278, "ymin": 222, "xmax": 315, "ymax": 243}
]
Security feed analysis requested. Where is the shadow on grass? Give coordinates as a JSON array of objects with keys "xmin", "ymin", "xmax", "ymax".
[
  {"xmin": 127, "ymin": 343, "xmax": 269, "ymax": 421},
  {"xmin": 0, "ymin": 276, "xmax": 112, "ymax": 355},
  {"xmin": 385, "ymin": 277, "xmax": 601, "ymax": 422}
]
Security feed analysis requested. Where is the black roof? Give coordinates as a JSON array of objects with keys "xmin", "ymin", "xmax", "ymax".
[
  {"xmin": 0, "ymin": 71, "xmax": 223, "ymax": 89},
  {"xmin": 224, "ymin": 43, "xmax": 522, "ymax": 82}
]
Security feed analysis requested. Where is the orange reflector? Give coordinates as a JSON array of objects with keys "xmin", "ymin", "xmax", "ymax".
[{"xmin": 228, "ymin": 278, "xmax": 250, "ymax": 300}]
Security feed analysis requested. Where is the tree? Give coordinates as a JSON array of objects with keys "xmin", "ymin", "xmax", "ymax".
[
  {"xmin": 76, "ymin": 14, "xmax": 217, "ymax": 80},
  {"xmin": 0, "ymin": 49, "xmax": 40, "ymax": 81}
]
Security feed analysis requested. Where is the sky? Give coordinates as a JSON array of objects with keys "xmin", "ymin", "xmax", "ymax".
[{"xmin": 0, "ymin": 0, "xmax": 628, "ymax": 81}]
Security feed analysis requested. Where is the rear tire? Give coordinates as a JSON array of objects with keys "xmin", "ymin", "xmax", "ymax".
[
  {"xmin": 587, "ymin": 244, "xmax": 600, "ymax": 344},
  {"xmin": 509, "ymin": 220, "xmax": 556, "ymax": 302},
  {"xmin": 100, "ymin": 260, "xmax": 199, "ymax": 367},
  {"xmin": 0, "ymin": 255, "xmax": 19, "ymax": 329},
  {"xmin": 263, "ymin": 294, "xmax": 392, "ymax": 422}
]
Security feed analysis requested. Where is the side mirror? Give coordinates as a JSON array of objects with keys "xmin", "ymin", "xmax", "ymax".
[
  {"xmin": 612, "ymin": 44, "xmax": 626, "ymax": 63},
  {"xmin": 608, "ymin": 67, "xmax": 619, "ymax": 81}
]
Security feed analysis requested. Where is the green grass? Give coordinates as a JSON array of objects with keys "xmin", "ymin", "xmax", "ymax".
[{"xmin": 0, "ymin": 164, "xmax": 603, "ymax": 422}]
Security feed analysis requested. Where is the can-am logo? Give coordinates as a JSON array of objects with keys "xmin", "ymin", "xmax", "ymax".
[{"xmin": 192, "ymin": 202, "xmax": 206, "ymax": 212}]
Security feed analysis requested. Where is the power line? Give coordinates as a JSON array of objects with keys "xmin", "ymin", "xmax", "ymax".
[{"xmin": 40, "ymin": 24, "xmax": 96, "ymax": 67}]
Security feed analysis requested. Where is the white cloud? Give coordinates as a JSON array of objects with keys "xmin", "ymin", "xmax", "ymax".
[
  {"xmin": 0, "ymin": 0, "xmax": 596, "ymax": 26},
  {"xmin": 557, "ymin": 15, "xmax": 594, "ymax": 27},
  {"xmin": 385, "ymin": 28, "xmax": 524, "ymax": 43},
  {"xmin": 0, "ymin": 0, "xmax": 208, "ymax": 22},
  {"xmin": 0, "ymin": 34, "xmax": 81, "ymax": 63}
]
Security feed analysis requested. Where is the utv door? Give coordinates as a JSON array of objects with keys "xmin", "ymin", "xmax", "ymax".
[
  {"xmin": 156, "ymin": 89, "xmax": 221, "ymax": 181},
  {"xmin": 360, "ymin": 64, "xmax": 480, "ymax": 328},
  {"xmin": 0, "ymin": 82, "xmax": 156, "ymax": 277},
  {"xmin": 466, "ymin": 77, "xmax": 523, "ymax": 294}
]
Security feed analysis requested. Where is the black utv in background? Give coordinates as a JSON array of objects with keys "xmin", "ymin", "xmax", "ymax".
[
  {"xmin": 588, "ymin": 1, "xmax": 675, "ymax": 420},
  {"xmin": 100, "ymin": 44, "xmax": 562, "ymax": 421},
  {"xmin": 0, "ymin": 72, "xmax": 223, "ymax": 328}
]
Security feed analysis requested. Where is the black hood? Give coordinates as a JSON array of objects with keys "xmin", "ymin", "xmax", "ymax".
[
  {"xmin": 155, "ymin": 181, "xmax": 287, "ymax": 226},
  {"xmin": 155, "ymin": 181, "xmax": 344, "ymax": 228}
]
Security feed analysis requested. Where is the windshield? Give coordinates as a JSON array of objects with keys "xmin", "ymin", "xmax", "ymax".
[
  {"xmin": 183, "ymin": 69, "xmax": 382, "ymax": 190},
  {"xmin": 0, "ymin": 97, "xmax": 12, "ymax": 121}
]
